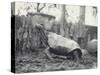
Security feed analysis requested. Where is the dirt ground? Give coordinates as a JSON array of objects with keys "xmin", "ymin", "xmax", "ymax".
[{"xmin": 15, "ymin": 49, "xmax": 97, "ymax": 73}]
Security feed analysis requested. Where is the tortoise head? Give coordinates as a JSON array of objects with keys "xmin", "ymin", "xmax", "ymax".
[{"xmin": 35, "ymin": 24, "xmax": 44, "ymax": 30}]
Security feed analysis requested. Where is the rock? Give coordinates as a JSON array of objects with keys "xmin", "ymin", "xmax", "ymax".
[{"xmin": 86, "ymin": 39, "xmax": 97, "ymax": 53}]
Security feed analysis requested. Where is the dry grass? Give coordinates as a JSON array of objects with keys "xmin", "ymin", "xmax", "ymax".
[{"xmin": 15, "ymin": 49, "xmax": 97, "ymax": 73}]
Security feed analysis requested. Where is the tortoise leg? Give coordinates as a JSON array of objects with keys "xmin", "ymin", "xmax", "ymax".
[
  {"xmin": 73, "ymin": 51, "xmax": 80, "ymax": 62},
  {"xmin": 73, "ymin": 49, "xmax": 82, "ymax": 63},
  {"xmin": 44, "ymin": 46, "xmax": 53, "ymax": 60}
]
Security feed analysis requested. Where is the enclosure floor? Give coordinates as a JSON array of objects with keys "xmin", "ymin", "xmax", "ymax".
[{"xmin": 15, "ymin": 49, "xmax": 97, "ymax": 73}]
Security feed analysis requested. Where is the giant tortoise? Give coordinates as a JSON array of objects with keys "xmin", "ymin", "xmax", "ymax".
[{"xmin": 35, "ymin": 24, "xmax": 82, "ymax": 62}]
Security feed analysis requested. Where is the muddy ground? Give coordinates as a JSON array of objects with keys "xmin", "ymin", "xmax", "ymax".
[{"xmin": 15, "ymin": 49, "xmax": 97, "ymax": 73}]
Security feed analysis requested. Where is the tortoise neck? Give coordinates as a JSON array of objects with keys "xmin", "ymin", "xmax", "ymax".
[{"xmin": 37, "ymin": 26, "xmax": 49, "ymax": 47}]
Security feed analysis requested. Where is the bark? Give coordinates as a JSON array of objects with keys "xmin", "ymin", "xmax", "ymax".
[
  {"xmin": 78, "ymin": 6, "xmax": 86, "ymax": 48},
  {"xmin": 60, "ymin": 5, "xmax": 69, "ymax": 37},
  {"xmin": 36, "ymin": 3, "xmax": 46, "ymax": 12},
  {"xmin": 60, "ymin": 5, "xmax": 66, "ymax": 37}
]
